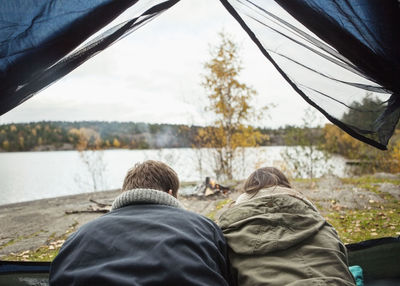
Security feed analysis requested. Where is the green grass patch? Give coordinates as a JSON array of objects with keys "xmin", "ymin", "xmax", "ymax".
[
  {"xmin": 323, "ymin": 177, "xmax": 400, "ymax": 244},
  {"xmin": 180, "ymin": 181, "xmax": 198, "ymax": 188},
  {"xmin": 341, "ymin": 176, "xmax": 400, "ymax": 186},
  {"xmin": 325, "ymin": 208, "xmax": 400, "ymax": 244},
  {"xmin": 207, "ymin": 198, "xmax": 233, "ymax": 221}
]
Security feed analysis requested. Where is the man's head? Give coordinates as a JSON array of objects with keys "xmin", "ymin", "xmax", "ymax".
[{"xmin": 122, "ymin": 160, "xmax": 179, "ymax": 197}]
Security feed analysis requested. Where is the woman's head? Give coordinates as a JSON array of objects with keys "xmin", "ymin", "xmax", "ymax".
[{"xmin": 243, "ymin": 167, "xmax": 291, "ymax": 194}]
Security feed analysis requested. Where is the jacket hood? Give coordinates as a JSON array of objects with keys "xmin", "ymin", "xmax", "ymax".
[{"xmin": 218, "ymin": 194, "xmax": 326, "ymax": 255}]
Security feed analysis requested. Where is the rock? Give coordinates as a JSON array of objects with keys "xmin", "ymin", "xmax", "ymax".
[
  {"xmin": 379, "ymin": 183, "xmax": 400, "ymax": 199},
  {"xmin": 372, "ymin": 172, "xmax": 400, "ymax": 180}
]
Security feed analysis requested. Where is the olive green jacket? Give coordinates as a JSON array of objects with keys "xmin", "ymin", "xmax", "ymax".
[{"xmin": 219, "ymin": 194, "xmax": 356, "ymax": 286}]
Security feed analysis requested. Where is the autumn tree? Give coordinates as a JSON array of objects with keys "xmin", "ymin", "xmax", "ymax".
[
  {"xmin": 323, "ymin": 92, "xmax": 400, "ymax": 174},
  {"xmin": 197, "ymin": 33, "xmax": 268, "ymax": 181},
  {"xmin": 323, "ymin": 124, "xmax": 400, "ymax": 174}
]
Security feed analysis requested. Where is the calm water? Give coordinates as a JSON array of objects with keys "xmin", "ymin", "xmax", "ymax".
[{"xmin": 0, "ymin": 147, "xmax": 347, "ymax": 205}]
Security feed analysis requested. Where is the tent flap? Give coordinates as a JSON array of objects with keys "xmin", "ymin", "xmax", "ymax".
[
  {"xmin": 220, "ymin": 0, "xmax": 400, "ymax": 149},
  {"xmin": 0, "ymin": 0, "xmax": 179, "ymax": 115},
  {"xmin": 1, "ymin": 0, "xmax": 399, "ymax": 149}
]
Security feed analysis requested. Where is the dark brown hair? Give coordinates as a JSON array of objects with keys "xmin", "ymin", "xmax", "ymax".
[
  {"xmin": 244, "ymin": 167, "xmax": 291, "ymax": 194},
  {"xmin": 122, "ymin": 160, "xmax": 179, "ymax": 196}
]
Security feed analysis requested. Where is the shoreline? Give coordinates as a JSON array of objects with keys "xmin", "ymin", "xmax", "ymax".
[
  {"xmin": 0, "ymin": 189, "xmax": 121, "ymax": 209},
  {"xmin": 1, "ymin": 174, "xmax": 399, "ymax": 261}
]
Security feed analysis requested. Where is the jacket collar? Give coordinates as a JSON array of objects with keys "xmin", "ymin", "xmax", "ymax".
[{"xmin": 111, "ymin": 188, "xmax": 183, "ymax": 211}]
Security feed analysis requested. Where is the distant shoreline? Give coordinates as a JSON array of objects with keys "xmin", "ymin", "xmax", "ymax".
[{"xmin": 0, "ymin": 121, "xmax": 295, "ymax": 152}]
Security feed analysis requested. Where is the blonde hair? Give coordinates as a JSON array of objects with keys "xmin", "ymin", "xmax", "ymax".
[
  {"xmin": 122, "ymin": 160, "xmax": 179, "ymax": 196},
  {"xmin": 244, "ymin": 167, "xmax": 291, "ymax": 194}
]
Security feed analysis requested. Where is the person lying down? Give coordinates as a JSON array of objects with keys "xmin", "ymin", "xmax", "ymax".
[{"xmin": 218, "ymin": 167, "xmax": 356, "ymax": 286}]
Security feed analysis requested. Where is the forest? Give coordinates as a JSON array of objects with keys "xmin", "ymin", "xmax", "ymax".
[
  {"xmin": 0, "ymin": 121, "xmax": 285, "ymax": 151},
  {"xmin": 1, "ymin": 119, "xmax": 399, "ymax": 175}
]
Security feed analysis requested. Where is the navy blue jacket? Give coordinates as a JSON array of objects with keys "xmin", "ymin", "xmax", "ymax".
[{"xmin": 49, "ymin": 204, "xmax": 233, "ymax": 285}]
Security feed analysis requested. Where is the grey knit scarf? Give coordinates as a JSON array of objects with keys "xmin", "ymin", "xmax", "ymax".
[{"xmin": 111, "ymin": 188, "xmax": 183, "ymax": 211}]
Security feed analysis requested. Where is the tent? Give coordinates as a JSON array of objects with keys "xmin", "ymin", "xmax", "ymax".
[
  {"xmin": 0, "ymin": 0, "xmax": 399, "ymax": 284},
  {"xmin": 1, "ymin": 0, "xmax": 399, "ymax": 149}
]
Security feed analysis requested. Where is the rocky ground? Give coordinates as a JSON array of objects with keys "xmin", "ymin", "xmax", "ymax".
[{"xmin": 0, "ymin": 173, "xmax": 399, "ymax": 261}]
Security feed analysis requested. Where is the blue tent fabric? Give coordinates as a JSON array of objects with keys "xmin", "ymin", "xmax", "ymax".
[
  {"xmin": 0, "ymin": 0, "xmax": 136, "ymax": 114},
  {"xmin": 0, "ymin": 0, "xmax": 179, "ymax": 115},
  {"xmin": 0, "ymin": 0, "xmax": 399, "ymax": 149},
  {"xmin": 274, "ymin": 0, "xmax": 400, "ymax": 147}
]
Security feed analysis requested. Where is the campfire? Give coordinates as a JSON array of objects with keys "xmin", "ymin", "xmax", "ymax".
[{"xmin": 193, "ymin": 177, "xmax": 230, "ymax": 196}]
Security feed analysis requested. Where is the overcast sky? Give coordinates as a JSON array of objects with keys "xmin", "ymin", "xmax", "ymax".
[{"xmin": 0, "ymin": 0, "xmax": 319, "ymax": 128}]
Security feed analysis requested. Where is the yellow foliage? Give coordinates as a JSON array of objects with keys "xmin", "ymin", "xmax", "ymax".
[
  {"xmin": 113, "ymin": 138, "xmax": 121, "ymax": 148},
  {"xmin": 323, "ymin": 124, "xmax": 400, "ymax": 173},
  {"xmin": 391, "ymin": 141, "xmax": 400, "ymax": 173},
  {"xmin": 2, "ymin": 140, "xmax": 9, "ymax": 150},
  {"xmin": 68, "ymin": 128, "xmax": 80, "ymax": 136},
  {"xmin": 197, "ymin": 32, "xmax": 271, "ymax": 180},
  {"xmin": 18, "ymin": 136, "xmax": 24, "ymax": 148},
  {"xmin": 323, "ymin": 124, "xmax": 364, "ymax": 159},
  {"xmin": 69, "ymin": 128, "xmax": 102, "ymax": 150}
]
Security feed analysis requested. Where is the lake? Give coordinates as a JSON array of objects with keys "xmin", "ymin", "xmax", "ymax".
[{"xmin": 0, "ymin": 147, "xmax": 347, "ymax": 205}]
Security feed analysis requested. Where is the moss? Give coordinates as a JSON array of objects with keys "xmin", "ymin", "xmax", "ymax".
[
  {"xmin": 2, "ymin": 221, "xmax": 78, "ymax": 262},
  {"xmin": 3, "ymin": 245, "xmax": 62, "ymax": 262},
  {"xmin": 0, "ymin": 230, "xmax": 44, "ymax": 251},
  {"xmin": 0, "ymin": 238, "xmax": 18, "ymax": 251}
]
